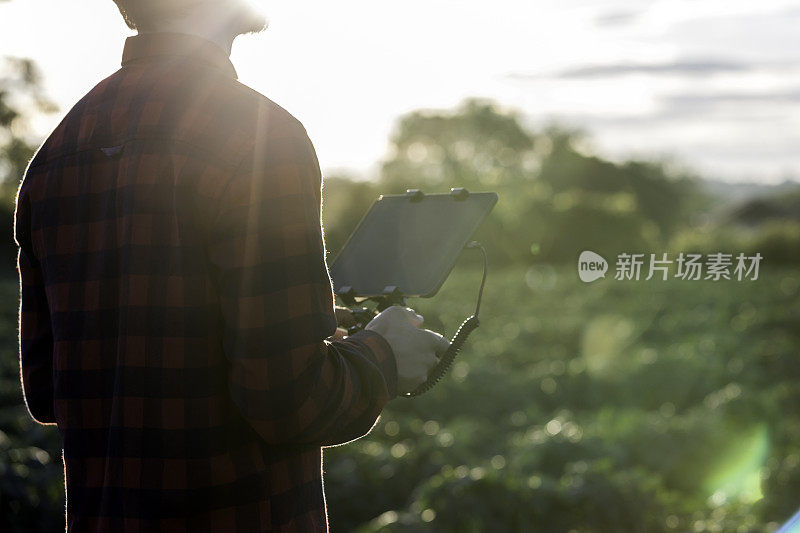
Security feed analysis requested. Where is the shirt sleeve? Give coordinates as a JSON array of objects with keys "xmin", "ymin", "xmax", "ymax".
[
  {"xmin": 15, "ymin": 188, "xmax": 56, "ymax": 425},
  {"xmin": 206, "ymin": 117, "xmax": 398, "ymax": 447}
]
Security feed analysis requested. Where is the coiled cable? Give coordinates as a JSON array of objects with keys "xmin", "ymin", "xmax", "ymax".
[{"xmin": 402, "ymin": 242, "xmax": 487, "ymax": 397}]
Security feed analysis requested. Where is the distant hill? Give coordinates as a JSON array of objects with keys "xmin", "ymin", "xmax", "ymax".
[{"xmin": 701, "ymin": 179, "xmax": 800, "ymax": 206}]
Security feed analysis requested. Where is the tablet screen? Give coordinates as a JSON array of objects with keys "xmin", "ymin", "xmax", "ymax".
[{"xmin": 329, "ymin": 191, "xmax": 497, "ymax": 298}]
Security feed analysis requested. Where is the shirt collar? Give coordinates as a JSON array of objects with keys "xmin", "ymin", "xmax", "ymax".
[{"xmin": 121, "ymin": 32, "xmax": 238, "ymax": 80}]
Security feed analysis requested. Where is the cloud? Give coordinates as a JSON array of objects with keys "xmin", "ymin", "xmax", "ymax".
[
  {"xmin": 525, "ymin": 87, "xmax": 800, "ymax": 131},
  {"xmin": 509, "ymin": 59, "xmax": 754, "ymax": 81},
  {"xmin": 593, "ymin": 10, "xmax": 641, "ymax": 28},
  {"xmin": 663, "ymin": 90, "xmax": 800, "ymax": 107}
]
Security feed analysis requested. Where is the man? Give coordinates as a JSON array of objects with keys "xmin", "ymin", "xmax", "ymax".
[{"xmin": 15, "ymin": 0, "xmax": 448, "ymax": 530}]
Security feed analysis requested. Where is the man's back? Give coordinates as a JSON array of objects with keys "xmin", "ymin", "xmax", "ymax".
[{"xmin": 15, "ymin": 33, "xmax": 398, "ymax": 532}]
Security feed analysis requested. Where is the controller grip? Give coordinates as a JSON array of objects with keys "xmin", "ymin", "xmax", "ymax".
[{"xmin": 401, "ymin": 315, "xmax": 480, "ymax": 397}]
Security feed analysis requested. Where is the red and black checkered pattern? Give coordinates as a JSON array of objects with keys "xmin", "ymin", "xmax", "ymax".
[{"xmin": 15, "ymin": 32, "xmax": 397, "ymax": 532}]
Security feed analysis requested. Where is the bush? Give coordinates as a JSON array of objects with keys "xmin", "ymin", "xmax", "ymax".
[{"xmin": 670, "ymin": 221, "xmax": 800, "ymax": 265}]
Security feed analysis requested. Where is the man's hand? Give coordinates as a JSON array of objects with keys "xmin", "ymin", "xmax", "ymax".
[
  {"xmin": 331, "ymin": 306, "xmax": 356, "ymax": 340},
  {"xmin": 365, "ymin": 306, "xmax": 450, "ymax": 394},
  {"xmin": 334, "ymin": 306, "xmax": 357, "ymax": 329}
]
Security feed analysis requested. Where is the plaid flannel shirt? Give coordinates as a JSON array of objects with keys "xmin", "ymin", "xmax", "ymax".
[{"xmin": 15, "ymin": 32, "xmax": 398, "ymax": 532}]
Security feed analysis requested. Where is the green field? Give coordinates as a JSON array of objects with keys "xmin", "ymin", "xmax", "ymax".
[{"xmin": 322, "ymin": 265, "xmax": 800, "ymax": 532}]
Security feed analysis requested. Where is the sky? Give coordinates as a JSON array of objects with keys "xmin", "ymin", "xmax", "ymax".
[{"xmin": 1, "ymin": 0, "xmax": 799, "ymax": 183}]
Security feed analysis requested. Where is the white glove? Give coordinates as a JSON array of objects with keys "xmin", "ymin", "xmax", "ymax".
[{"xmin": 366, "ymin": 306, "xmax": 451, "ymax": 394}]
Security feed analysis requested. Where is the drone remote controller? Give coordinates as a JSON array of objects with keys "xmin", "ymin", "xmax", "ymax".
[{"xmin": 330, "ymin": 188, "xmax": 496, "ymax": 396}]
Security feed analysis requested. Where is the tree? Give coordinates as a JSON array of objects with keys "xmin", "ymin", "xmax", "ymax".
[
  {"xmin": 0, "ymin": 57, "xmax": 57, "ymax": 205},
  {"xmin": 374, "ymin": 99, "xmax": 701, "ymax": 264}
]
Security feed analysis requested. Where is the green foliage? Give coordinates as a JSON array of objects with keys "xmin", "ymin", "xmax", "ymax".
[
  {"xmin": 324, "ymin": 266, "xmax": 800, "ymax": 532},
  {"xmin": 0, "ymin": 57, "xmax": 57, "ymax": 202},
  {"xmin": 0, "ymin": 280, "xmax": 64, "ymax": 532},
  {"xmin": 670, "ymin": 184, "xmax": 800, "ymax": 266},
  {"xmin": 671, "ymin": 221, "xmax": 800, "ymax": 265},
  {"xmin": 725, "ymin": 187, "xmax": 800, "ymax": 226},
  {"xmin": 322, "ymin": 176, "xmax": 383, "ymax": 259},
  {"xmin": 0, "ymin": 57, "xmax": 57, "ymax": 273},
  {"xmin": 381, "ymin": 99, "xmax": 535, "ymax": 192}
]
